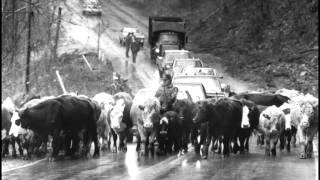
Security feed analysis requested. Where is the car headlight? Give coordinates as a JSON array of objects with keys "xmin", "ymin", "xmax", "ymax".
[{"xmin": 155, "ymin": 48, "xmax": 160, "ymax": 53}]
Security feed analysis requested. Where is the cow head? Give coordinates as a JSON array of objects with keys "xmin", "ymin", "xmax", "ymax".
[
  {"xmin": 15, "ymin": 108, "xmax": 29, "ymax": 128},
  {"xmin": 9, "ymin": 111, "xmax": 27, "ymax": 137},
  {"xmin": 159, "ymin": 116, "xmax": 169, "ymax": 135},
  {"xmin": 299, "ymin": 102, "xmax": 315, "ymax": 129},
  {"xmin": 241, "ymin": 105, "xmax": 250, "ymax": 128},
  {"xmin": 172, "ymin": 99, "xmax": 190, "ymax": 121},
  {"xmin": 193, "ymin": 100, "xmax": 211, "ymax": 124},
  {"xmin": 110, "ymin": 98, "xmax": 126, "ymax": 130},
  {"xmin": 138, "ymin": 97, "xmax": 160, "ymax": 130}
]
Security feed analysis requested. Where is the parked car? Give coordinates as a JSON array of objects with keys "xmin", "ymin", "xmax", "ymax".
[
  {"xmin": 156, "ymin": 49, "xmax": 192, "ymax": 77},
  {"xmin": 169, "ymin": 58, "xmax": 204, "ymax": 77},
  {"xmin": 82, "ymin": 1, "xmax": 102, "ymax": 16},
  {"xmin": 173, "ymin": 74, "xmax": 228, "ymax": 99},
  {"xmin": 174, "ymin": 82, "xmax": 207, "ymax": 102},
  {"xmin": 119, "ymin": 27, "xmax": 145, "ymax": 47}
]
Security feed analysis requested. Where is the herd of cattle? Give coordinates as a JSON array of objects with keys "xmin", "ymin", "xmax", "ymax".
[{"xmin": 1, "ymin": 88, "xmax": 318, "ymax": 161}]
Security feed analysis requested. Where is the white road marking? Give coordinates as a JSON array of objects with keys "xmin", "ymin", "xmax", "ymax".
[{"xmin": 2, "ymin": 158, "xmax": 46, "ymax": 173}]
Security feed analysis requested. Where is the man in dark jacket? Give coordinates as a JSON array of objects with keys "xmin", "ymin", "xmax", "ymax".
[
  {"xmin": 125, "ymin": 32, "xmax": 135, "ymax": 58},
  {"xmin": 130, "ymin": 41, "xmax": 140, "ymax": 63}
]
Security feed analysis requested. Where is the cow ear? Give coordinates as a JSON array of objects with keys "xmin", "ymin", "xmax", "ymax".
[{"xmin": 138, "ymin": 105, "xmax": 145, "ymax": 111}]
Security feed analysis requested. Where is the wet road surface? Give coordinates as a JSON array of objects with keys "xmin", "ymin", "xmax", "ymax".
[{"xmin": 2, "ymin": 136, "xmax": 318, "ymax": 180}]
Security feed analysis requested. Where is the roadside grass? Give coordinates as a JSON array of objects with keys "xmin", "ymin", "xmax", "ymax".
[{"xmin": 1, "ymin": 51, "xmax": 114, "ymax": 101}]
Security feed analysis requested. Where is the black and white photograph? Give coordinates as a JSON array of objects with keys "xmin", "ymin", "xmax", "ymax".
[{"xmin": 1, "ymin": 0, "xmax": 318, "ymax": 179}]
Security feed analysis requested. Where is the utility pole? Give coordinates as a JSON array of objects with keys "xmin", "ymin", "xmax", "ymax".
[
  {"xmin": 97, "ymin": 21, "xmax": 101, "ymax": 56},
  {"xmin": 52, "ymin": 7, "xmax": 62, "ymax": 63},
  {"xmin": 25, "ymin": 0, "xmax": 32, "ymax": 94},
  {"xmin": 11, "ymin": 0, "xmax": 16, "ymax": 65}
]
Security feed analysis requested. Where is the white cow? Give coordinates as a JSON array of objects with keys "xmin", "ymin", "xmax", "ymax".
[
  {"xmin": 92, "ymin": 92, "xmax": 115, "ymax": 151},
  {"xmin": 259, "ymin": 105, "xmax": 286, "ymax": 156}
]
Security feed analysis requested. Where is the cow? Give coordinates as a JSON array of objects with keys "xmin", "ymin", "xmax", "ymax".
[
  {"xmin": 15, "ymin": 95, "xmax": 101, "ymax": 160},
  {"xmin": 259, "ymin": 105, "xmax": 286, "ymax": 156},
  {"xmin": 193, "ymin": 98, "xmax": 244, "ymax": 159},
  {"xmin": 108, "ymin": 92, "xmax": 133, "ymax": 153},
  {"xmin": 55, "ymin": 95, "xmax": 101, "ymax": 158},
  {"xmin": 2, "ymin": 97, "xmax": 23, "ymax": 157},
  {"xmin": 158, "ymin": 111, "xmax": 183, "ymax": 155},
  {"xmin": 232, "ymin": 92, "xmax": 290, "ymax": 107},
  {"xmin": 10, "ymin": 96, "xmax": 55, "ymax": 159},
  {"xmin": 290, "ymin": 102, "xmax": 318, "ymax": 159},
  {"xmin": 279, "ymin": 103, "xmax": 297, "ymax": 153},
  {"xmin": 172, "ymin": 96, "xmax": 199, "ymax": 154},
  {"xmin": 130, "ymin": 90, "xmax": 161, "ymax": 157},
  {"xmin": 92, "ymin": 92, "xmax": 115, "ymax": 151}
]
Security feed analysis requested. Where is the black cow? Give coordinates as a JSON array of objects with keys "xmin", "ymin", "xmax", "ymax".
[
  {"xmin": 158, "ymin": 111, "xmax": 183, "ymax": 155},
  {"xmin": 16, "ymin": 96, "xmax": 101, "ymax": 160},
  {"xmin": 55, "ymin": 95, "xmax": 101, "ymax": 158},
  {"xmin": 232, "ymin": 93, "xmax": 290, "ymax": 107},
  {"xmin": 193, "ymin": 98, "xmax": 243, "ymax": 159},
  {"xmin": 172, "ymin": 98, "xmax": 199, "ymax": 154},
  {"xmin": 233, "ymin": 99, "xmax": 260, "ymax": 154}
]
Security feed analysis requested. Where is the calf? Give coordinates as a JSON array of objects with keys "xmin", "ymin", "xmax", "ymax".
[
  {"xmin": 130, "ymin": 94, "xmax": 161, "ymax": 157},
  {"xmin": 290, "ymin": 102, "xmax": 318, "ymax": 159},
  {"xmin": 92, "ymin": 92, "xmax": 114, "ymax": 151},
  {"xmin": 108, "ymin": 92, "xmax": 133, "ymax": 153},
  {"xmin": 158, "ymin": 111, "xmax": 182, "ymax": 155},
  {"xmin": 259, "ymin": 106, "xmax": 286, "ymax": 156}
]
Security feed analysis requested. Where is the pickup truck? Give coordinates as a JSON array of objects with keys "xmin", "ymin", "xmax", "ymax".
[
  {"xmin": 156, "ymin": 49, "xmax": 191, "ymax": 77},
  {"xmin": 173, "ymin": 74, "xmax": 228, "ymax": 99},
  {"xmin": 174, "ymin": 82, "xmax": 207, "ymax": 102},
  {"xmin": 119, "ymin": 27, "xmax": 145, "ymax": 47},
  {"xmin": 169, "ymin": 58, "xmax": 204, "ymax": 77}
]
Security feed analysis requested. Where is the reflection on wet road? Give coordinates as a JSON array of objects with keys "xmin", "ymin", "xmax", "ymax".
[{"xmin": 2, "ymin": 136, "xmax": 317, "ymax": 180}]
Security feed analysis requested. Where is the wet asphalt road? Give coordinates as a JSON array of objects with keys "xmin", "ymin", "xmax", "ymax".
[{"xmin": 2, "ymin": 136, "xmax": 317, "ymax": 180}]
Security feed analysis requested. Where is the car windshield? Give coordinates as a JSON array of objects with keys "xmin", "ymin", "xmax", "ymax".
[
  {"xmin": 165, "ymin": 52, "xmax": 191, "ymax": 63},
  {"xmin": 175, "ymin": 84, "xmax": 206, "ymax": 102},
  {"xmin": 173, "ymin": 76, "xmax": 222, "ymax": 93},
  {"xmin": 159, "ymin": 34, "xmax": 178, "ymax": 44},
  {"xmin": 174, "ymin": 60, "xmax": 202, "ymax": 68}
]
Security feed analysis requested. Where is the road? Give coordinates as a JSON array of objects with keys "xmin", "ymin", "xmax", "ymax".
[
  {"xmin": 1, "ymin": 0, "xmax": 318, "ymax": 179},
  {"xmin": 2, "ymin": 136, "xmax": 318, "ymax": 180}
]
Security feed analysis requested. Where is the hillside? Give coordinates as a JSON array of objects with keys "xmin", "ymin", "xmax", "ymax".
[{"xmin": 124, "ymin": 0, "xmax": 318, "ymax": 96}]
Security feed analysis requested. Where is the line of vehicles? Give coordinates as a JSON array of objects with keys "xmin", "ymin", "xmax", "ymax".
[{"xmin": 115, "ymin": 15, "xmax": 231, "ymax": 102}]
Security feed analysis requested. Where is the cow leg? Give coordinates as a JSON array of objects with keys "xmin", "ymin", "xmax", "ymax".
[
  {"xmin": 291, "ymin": 127, "xmax": 297, "ymax": 148},
  {"xmin": 10, "ymin": 136, "xmax": 18, "ymax": 158},
  {"xmin": 2, "ymin": 138, "xmax": 9, "ymax": 157},
  {"xmin": 136, "ymin": 134, "xmax": 141, "ymax": 152},
  {"xmin": 245, "ymin": 135, "xmax": 250, "ymax": 152},
  {"xmin": 50, "ymin": 130, "xmax": 61, "ymax": 161},
  {"xmin": 64, "ymin": 132, "xmax": 72, "ymax": 156},
  {"xmin": 238, "ymin": 135, "xmax": 246, "ymax": 154},
  {"xmin": 279, "ymin": 132, "xmax": 285, "ymax": 152},
  {"xmin": 16, "ymin": 136, "xmax": 24, "ymax": 157},
  {"xmin": 306, "ymin": 140, "xmax": 313, "ymax": 158},
  {"xmin": 149, "ymin": 131, "xmax": 157, "ymax": 156},
  {"xmin": 111, "ymin": 130, "xmax": 117, "ymax": 153},
  {"xmin": 222, "ymin": 136, "xmax": 230, "ymax": 158},
  {"xmin": 270, "ymin": 138, "xmax": 278, "ymax": 157},
  {"xmin": 265, "ymin": 135, "xmax": 271, "ymax": 156},
  {"xmin": 91, "ymin": 128, "xmax": 100, "ymax": 158},
  {"xmin": 286, "ymin": 131, "xmax": 292, "ymax": 152}
]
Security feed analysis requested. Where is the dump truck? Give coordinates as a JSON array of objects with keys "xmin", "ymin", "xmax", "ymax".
[{"xmin": 148, "ymin": 16, "xmax": 188, "ymax": 63}]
